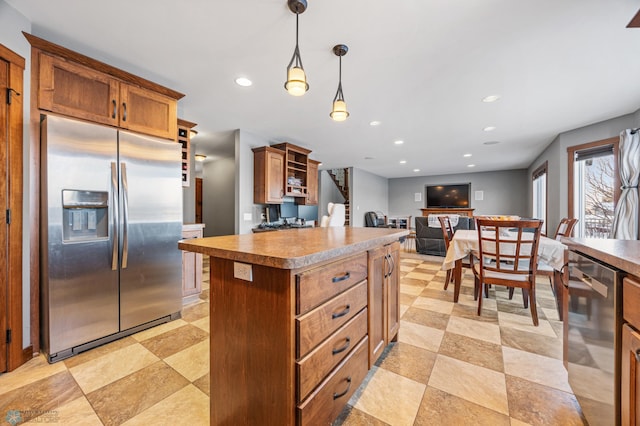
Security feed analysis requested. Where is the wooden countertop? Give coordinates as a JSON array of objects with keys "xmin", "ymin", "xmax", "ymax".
[
  {"xmin": 178, "ymin": 227, "xmax": 409, "ymax": 270},
  {"xmin": 562, "ymin": 237, "xmax": 640, "ymax": 276}
]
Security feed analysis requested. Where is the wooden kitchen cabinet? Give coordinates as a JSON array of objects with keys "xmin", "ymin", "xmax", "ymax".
[
  {"xmin": 252, "ymin": 146, "xmax": 285, "ymax": 204},
  {"xmin": 181, "ymin": 224, "xmax": 205, "ymax": 304},
  {"xmin": 272, "ymin": 142, "xmax": 311, "ymax": 199},
  {"xmin": 38, "ymin": 53, "xmax": 120, "ymax": 127},
  {"xmin": 299, "ymin": 158, "xmax": 319, "ymax": 205},
  {"xmin": 367, "ymin": 241, "xmax": 400, "ymax": 366},
  {"xmin": 28, "ymin": 34, "xmax": 181, "ymax": 140},
  {"xmin": 622, "ymin": 276, "xmax": 640, "ymax": 425}
]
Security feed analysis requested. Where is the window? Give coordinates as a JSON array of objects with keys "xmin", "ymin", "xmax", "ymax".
[
  {"xmin": 532, "ymin": 162, "xmax": 547, "ymax": 235},
  {"xmin": 568, "ymin": 138, "xmax": 620, "ymax": 238}
]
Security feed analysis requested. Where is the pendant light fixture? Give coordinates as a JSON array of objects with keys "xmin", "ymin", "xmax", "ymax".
[
  {"xmin": 330, "ymin": 44, "xmax": 349, "ymax": 121},
  {"xmin": 284, "ymin": 0, "xmax": 308, "ymax": 96}
]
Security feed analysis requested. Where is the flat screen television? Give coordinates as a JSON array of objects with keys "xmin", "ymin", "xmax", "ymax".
[{"xmin": 426, "ymin": 183, "xmax": 470, "ymax": 208}]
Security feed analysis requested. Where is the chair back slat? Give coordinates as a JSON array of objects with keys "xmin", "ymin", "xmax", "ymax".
[
  {"xmin": 554, "ymin": 218, "xmax": 578, "ymax": 240},
  {"xmin": 476, "ymin": 219, "xmax": 543, "ymax": 279},
  {"xmin": 438, "ymin": 216, "xmax": 455, "ymax": 249}
]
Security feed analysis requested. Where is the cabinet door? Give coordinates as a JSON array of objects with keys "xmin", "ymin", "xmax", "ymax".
[
  {"xmin": 300, "ymin": 160, "xmax": 319, "ymax": 205},
  {"xmin": 120, "ymin": 83, "xmax": 177, "ymax": 140},
  {"xmin": 253, "ymin": 147, "xmax": 285, "ymax": 204},
  {"xmin": 39, "ymin": 53, "xmax": 119, "ymax": 126},
  {"xmin": 367, "ymin": 246, "xmax": 386, "ymax": 366},
  {"xmin": 386, "ymin": 242, "xmax": 400, "ymax": 342},
  {"xmin": 622, "ymin": 324, "xmax": 640, "ymax": 425}
]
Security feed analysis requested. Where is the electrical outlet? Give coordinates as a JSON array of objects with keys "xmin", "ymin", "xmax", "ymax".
[{"xmin": 234, "ymin": 262, "xmax": 253, "ymax": 282}]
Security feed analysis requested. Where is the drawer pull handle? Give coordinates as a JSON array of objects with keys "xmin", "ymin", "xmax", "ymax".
[
  {"xmin": 332, "ymin": 337, "xmax": 351, "ymax": 355},
  {"xmin": 333, "ymin": 377, "xmax": 352, "ymax": 400},
  {"xmin": 636, "ymin": 349, "xmax": 640, "ymax": 363},
  {"xmin": 332, "ymin": 305, "xmax": 351, "ymax": 319},
  {"xmin": 332, "ymin": 272, "xmax": 351, "ymax": 283}
]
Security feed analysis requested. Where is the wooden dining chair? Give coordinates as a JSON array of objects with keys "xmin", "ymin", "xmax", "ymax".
[
  {"xmin": 538, "ymin": 218, "xmax": 578, "ymax": 294},
  {"xmin": 438, "ymin": 216, "xmax": 473, "ymax": 290},
  {"xmin": 473, "ymin": 218, "xmax": 543, "ymax": 326}
]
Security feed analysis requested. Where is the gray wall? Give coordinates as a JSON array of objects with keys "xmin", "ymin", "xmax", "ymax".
[
  {"xmin": 351, "ymin": 168, "xmax": 389, "ymax": 227},
  {"xmin": 527, "ymin": 111, "xmax": 639, "ymax": 234},
  {"xmin": 388, "ymin": 170, "xmax": 529, "ymax": 226},
  {"xmin": 236, "ymin": 129, "xmax": 273, "ymax": 234},
  {"xmin": 2, "ymin": 0, "xmax": 32, "ymax": 346},
  {"xmin": 202, "ymin": 157, "xmax": 235, "ymax": 237}
]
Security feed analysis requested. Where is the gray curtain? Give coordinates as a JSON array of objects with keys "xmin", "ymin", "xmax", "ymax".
[{"xmin": 611, "ymin": 129, "xmax": 640, "ymax": 239}]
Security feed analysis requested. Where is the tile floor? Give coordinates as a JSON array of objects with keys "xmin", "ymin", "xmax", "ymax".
[{"xmin": 0, "ymin": 250, "xmax": 587, "ymax": 425}]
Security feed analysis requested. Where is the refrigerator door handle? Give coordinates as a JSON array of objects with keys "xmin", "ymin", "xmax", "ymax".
[
  {"xmin": 111, "ymin": 162, "xmax": 119, "ymax": 271},
  {"xmin": 121, "ymin": 162, "xmax": 129, "ymax": 269}
]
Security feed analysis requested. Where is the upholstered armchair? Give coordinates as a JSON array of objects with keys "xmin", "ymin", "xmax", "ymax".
[{"xmin": 320, "ymin": 202, "xmax": 346, "ymax": 227}]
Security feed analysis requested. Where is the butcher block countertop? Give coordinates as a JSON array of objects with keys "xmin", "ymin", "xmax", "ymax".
[
  {"xmin": 178, "ymin": 226, "xmax": 409, "ymax": 270},
  {"xmin": 562, "ymin": 237, "xmax": 640, "ymax": 276}
]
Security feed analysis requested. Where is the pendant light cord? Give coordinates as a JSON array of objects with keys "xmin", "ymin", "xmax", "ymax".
[{"xmin": 287, "ymin": 12, "xmax": 304, "ymax": 69}]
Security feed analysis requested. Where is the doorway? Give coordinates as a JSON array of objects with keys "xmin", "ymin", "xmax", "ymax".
[{"xmin": 195, "ymin": 177, "xmax": 203, "ymax": 223}]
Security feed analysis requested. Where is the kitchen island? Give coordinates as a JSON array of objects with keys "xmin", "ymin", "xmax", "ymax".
[
  {"xmin": 179, "ymin": 226, "xmax": 408, "ymax": 426},
  {"xmin": 562, "ymin": 238, "xmax": 640, "ymax": 426}
]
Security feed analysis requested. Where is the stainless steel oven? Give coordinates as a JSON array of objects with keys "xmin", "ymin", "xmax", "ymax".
[{"xmin": 566, "ymin": 250, "xmax": 623, "ymax": 426}]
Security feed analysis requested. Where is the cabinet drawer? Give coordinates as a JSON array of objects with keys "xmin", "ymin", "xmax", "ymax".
[
  {"xmin": 297, "ymin": 308, "xmax": 368, "ymax": 402},
  {"xmin": 182, "ymin": 229, "xmax": 202, "ymax": 239},
  {"xmin": 297, "ymin": 280, "xmax": 367, "ymax": 357},
  {"xmin": 297, "ymin": 336, "xmax": 369, "ymax": 426},
  {"xmin": 623, "ymin": 276, "xmax": 640, "ymax": 327},
  {"xmin": 297, "ymin": 253, "xmax": 367, "ymax": 315}
]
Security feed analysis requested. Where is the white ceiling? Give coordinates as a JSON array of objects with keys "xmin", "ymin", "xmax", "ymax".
[{"xmin": 8, "ymin": 0, "xmax": 640, "ymax": 178}]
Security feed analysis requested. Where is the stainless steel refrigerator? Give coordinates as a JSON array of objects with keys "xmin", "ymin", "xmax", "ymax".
[{"xmin": 40, "ymin": 114, "xmax": 183, "ymax": 362}]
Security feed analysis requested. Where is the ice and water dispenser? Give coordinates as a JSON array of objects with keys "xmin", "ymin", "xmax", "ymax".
[{"xmin": 62, "ymin": 190, "xmax": 109, "ymax": 242}]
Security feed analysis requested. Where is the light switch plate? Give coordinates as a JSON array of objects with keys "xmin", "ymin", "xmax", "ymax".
[
  {"xmin": 243, "ymin": 213, "xmax": 252, "ymax": 221},
  {"xmin": 475, "ymin": 190, "xmax": 484, "ymax": 201},
  {"xmin": 234, "ymin": 262, "xmax": 253, "ymax": 282}
]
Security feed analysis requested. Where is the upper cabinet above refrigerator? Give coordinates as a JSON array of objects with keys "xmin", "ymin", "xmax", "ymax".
[{"xmin": 26, "ymin": 33, "xmax": 184, "ymax": 141}]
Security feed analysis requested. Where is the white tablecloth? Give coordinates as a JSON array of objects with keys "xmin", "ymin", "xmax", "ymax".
[{"xmin": 442, "ymin": 229, "xmax": 567, "ymax": 271}]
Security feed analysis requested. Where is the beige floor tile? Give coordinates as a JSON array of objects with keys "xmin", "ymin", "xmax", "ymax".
[
  {"xmin": 353, "ymin": 367, "xmax": 425, "ymax": 426},
  {"xmin": 458, "ymin": 293, "xmax": 498, "ymax": 311},
  {"xmin": 400, "ymin": 284, "xmax": 425, "ymax": 296},
  {"xmin": 191, "ymin": 316, "xmax": 210, "ymax": 333},
  {"xmin": 446, "ymin": 315, "xmax": 501, "ymax": 345},
  {"xmin": 500, "ymin": 327, "xmax": 563, "ymax": 360},
  {"xmin": 428, "ymin": 355, "xmax": 509, "ymax": 415},
  {"xmin": 87, "ymin": 361, "xmax": 189, "ymax": 425},
  {"xmin": 122, "ymin": 384, "xmax": 208, "ymax": 426},
  {"xmin": 498, "ymin": 312, "xmax": 557, "ymax": 337},
  {"xmin": 131, "ymin": 319, "xmax": 188, "ymax": 342},
  {"xmin": 163, "ymin": 339, "xmax": 210, "ymax": 382},
  {"xmin": 397, "ymin": 321, "xmax": 444, "ymax": 353},
  {"xmin": 414, "ymin": 386, "xmax": 510, "ymax": 426},
  {"xmin": 69, "ymin": 343, "xmax": 159, "ymax": 394},
  {"xmin": 404, "ymin": 271, "xmax": 434, "ymax": 281},
  {"xmin": 376, "ymin": 342, "xmax": 438, "ymax": 384},
  {"xmin": 502, "ymin": 346, "xmax": 571, "ymax": 392},
  {"xmin": 25, "ymin": 396, "xmax": 102, "ymax": 425},
  {"xmin": 439, "ymin": 332, "xmax": 504, "ymax": 372},
  {"xmin": 412, "ymin": 296, "xmax": 454, "ymax": 315},
  {"xmin": 0, "ymin": 354, "xmax": 67, "ymax": 394},
  {"xmin": 399, "ymin": 304, "xmax": 410, "ymax": 318},
  {"xmin": 400, "ymin": 265, "xmax": 416, "ymax": 272},
  {"xmin": 63, "ymin": 337, "xmax": 138, "ymax": 369},
  {"xmin": 506, "ymin": 375, "xmax": 584, "ymax": 425},
  {"xmin": 402, "ymin": 306, "xmax": 450, "ymax": 330},
  {"xmin": 334, "ymin": 404, "xmax": 390, "ymax": 425},
  {"xmin": 139, "ymin": 324, "xmax": 208, "ymax": 359}
]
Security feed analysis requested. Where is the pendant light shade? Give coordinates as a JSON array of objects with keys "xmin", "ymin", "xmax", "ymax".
[
  {"xmin": 285, "ymin": 0, "xmax": 308, "ymax": 96},
  {"xmin": 330, "ymin": 44, "xmax": 349, "ymax": 121}
]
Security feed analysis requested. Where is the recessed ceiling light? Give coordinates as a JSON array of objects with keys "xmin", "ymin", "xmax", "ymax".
[
  {"xmin": 413, "ymin": 168, "xmax": 420, "ymax": 172},
  {"xmin": 364, "ymin": 156, "xmax": 374, "ymax": 160},
  {"xmin": 463, "ymin": 153, "xmax": 472, "ymax": 157},
  {"xmin": 483, "ymin": 141, "xmax": 501, "ymax": 145},
  {"xmin": 369, "ymin": 121, "xmax": 381, "ymax": 126},
  {"xmin": 394, "ymin": 140, "xmax": 404, "ymax": 145},
  {"xmin": 399, "ymin": 160, "xmax": 407, "ymax": 164},
  {"xmin": 235, "ymin": 77, "xmax": 252, "ymax": 87},
  {"xmin": 467, "ymin": 164, "xmax": 475, "ymax": 168},
  {"xmin": 483, "ymin": 126, "xmax": 496, "ymax": 132},
  {"xmin": 482, "ymin": 95, "xmax": 500, "ymax": 103}
]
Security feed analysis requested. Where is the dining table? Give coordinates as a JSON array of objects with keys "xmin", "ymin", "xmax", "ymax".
[{"xmin": 442, "ymin": 229, "xmax": 569, "ymax": 319}]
